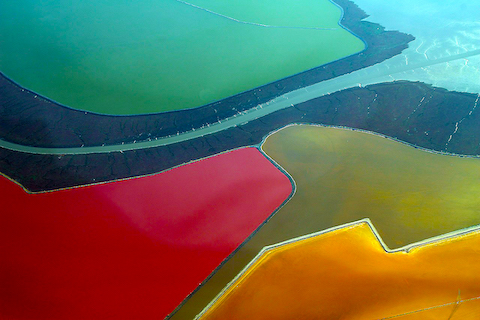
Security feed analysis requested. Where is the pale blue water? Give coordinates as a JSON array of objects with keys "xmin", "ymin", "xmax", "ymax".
[{"xmin": 352, "ymin": 0, "xmax": 480, "ymax": 93}]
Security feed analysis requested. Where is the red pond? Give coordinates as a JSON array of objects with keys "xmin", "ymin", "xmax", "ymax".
[{"xmin": 0, "ymin": 147, "xmax": 292, "ymax": 319}]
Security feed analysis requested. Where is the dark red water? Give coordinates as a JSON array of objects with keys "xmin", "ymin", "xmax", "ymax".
[{"xmin": 0, "ymin": 147, "xmax": 292, "ymax": 319}]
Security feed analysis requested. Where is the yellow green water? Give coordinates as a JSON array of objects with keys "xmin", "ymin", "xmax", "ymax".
[
  {"xmin": 263, "ymin": 125, "xmax": 480, "ymax": 248},
  {"xmin": 0, "ymin": 0, "xmax": 364, "ymax": 114}
]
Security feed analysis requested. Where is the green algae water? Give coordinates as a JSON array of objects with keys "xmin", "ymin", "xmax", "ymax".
[{"xmin": 0, "ymin": 0, "xmax": 364, "ymax": 115}]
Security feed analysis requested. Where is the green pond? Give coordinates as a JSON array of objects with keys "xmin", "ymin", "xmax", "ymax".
[{"xmin": 0, "ymin": 0, "xmax": 364, "ymax": 115}]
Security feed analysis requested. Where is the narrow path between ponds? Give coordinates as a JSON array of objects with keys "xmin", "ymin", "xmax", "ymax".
[{"xmin": 1, "ymin": 49, "xmax": 479, "ymax": 155}]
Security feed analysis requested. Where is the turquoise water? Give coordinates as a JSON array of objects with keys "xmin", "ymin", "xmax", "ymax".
[{"xmin": 0, "ymin": 0, "xmax": 364, "ymax": 114}]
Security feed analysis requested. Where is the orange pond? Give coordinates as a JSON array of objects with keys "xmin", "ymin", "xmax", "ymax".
[
  {"xmin": 199, "ymin": 221, "xmax": 480, "ymax": 320},
  {"xmin": 0, "ymin": 147, "xmax": 292, "ymax": 319}
]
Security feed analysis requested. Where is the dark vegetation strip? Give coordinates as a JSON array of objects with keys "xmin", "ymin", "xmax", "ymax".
[
  {"xmin": 0, "ymin": 0, "xmax": 413, "ymax": 148},
  {"xmin": 2, "ymin": 81, "xmax": 480, "ymax": 192}
]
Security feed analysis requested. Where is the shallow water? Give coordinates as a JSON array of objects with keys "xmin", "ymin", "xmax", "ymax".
[{"xmin": 352, "ymin": 0, "xmax": 480, "ymax": 93}]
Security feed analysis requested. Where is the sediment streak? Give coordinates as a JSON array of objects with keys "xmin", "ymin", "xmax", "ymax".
[{"xmin": 174, "ymin": 0, "xmax": 337, "ymax": 31}]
